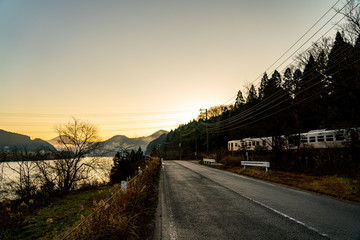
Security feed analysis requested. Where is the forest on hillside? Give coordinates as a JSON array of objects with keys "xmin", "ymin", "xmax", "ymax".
[{"xmin": 150, "ymin": 3, "xmax": 360, "ymax": 176}]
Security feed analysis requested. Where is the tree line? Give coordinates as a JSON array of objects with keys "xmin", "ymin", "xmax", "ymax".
[{"xmin": 153, "ymin": 5, "xmax": 360, "ymax": 168}]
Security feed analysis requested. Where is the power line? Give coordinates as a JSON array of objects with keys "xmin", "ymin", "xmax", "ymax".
[
  {"xmin": 201, "ymin": 26, "xmax": 359, "ymax": 133},
  {"xmin": 262, "ymin": 0, "xmax": 343, "ymax": 77},
  {"xmin": 156, "ymin": 1, "xmax": 358, "ymax": 149},
  {"xmin": 271, "ymin": 0, "xmax": 351, "ymax": 73},
  {"xmin": 223, "ymin": 0, "xmax": 346, "ymax": 106},
  {"xmin": 208, "ymin": 51, "xmax": 360, "ymax": 134},
  {"xmin": 205, "ymin": 1, "xmax": 356, "ymax": 132}
]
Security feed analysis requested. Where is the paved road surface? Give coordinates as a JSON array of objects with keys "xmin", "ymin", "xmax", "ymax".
[{"xmin": 154, "ymin": 160, "xmax": 360, "ymax": 240}]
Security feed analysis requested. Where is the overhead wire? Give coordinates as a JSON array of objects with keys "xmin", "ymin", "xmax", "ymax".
[
  {"xmin": 270, "ymin": 0, "xmax": 350, "ymax": 73},
  {"xmin": 201, "ymin": 0, "xmax": 355, "ymax": 132},
  {"xmin": 259, "ymin": 0, "xmax": 343, "ymax": 79},
  {"xmin": 2, "ymin": 1, "xmax": 353, "ymax": 139},
  {"xmin": 138, "ymin": 0, "xmax": 355, "ymax": 146},
  {"xmin": 208, "ymin": 47, "xmax": 360, "ymax": 134},
  {"xmin": 209, "ymin": 59, "xmax": 360, "ymax": 135},
  {"xmin": 203, "ymin": 44, "xmax": 356, "ymax": 133},
  {"xmin": 221, "ymin": 0, "xmax": 347, "ymax": 106},
  {"xmin": 208, "ymin": 38, "xmax": 358, "ymax": 133},
  {"xmin": 155, "ymin": 0, "xmax": 357, "ymax": 146}
]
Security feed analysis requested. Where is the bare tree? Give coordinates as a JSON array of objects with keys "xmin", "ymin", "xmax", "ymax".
[
  {"xmin": 4, "ymin": 148, "xmax": 38, "ymax": 200},
  {"xmin": 39, "ymin": 118, "xmax": 104, "ymax": 192},
  {"xmin": 197, "ymin": 105, "xmax": 232, "ymax": 121},
  {"xmin": 336, "ymin": 0, "xmax": 360, "ymax": 44},
  {"xmin": 294, "ymin": 37, "xmax": 333, "ymax": 72}
]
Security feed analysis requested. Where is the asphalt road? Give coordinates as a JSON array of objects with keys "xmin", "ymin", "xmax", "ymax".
[{"xmin": 154, "ymin": 160, "xmax": 360, "ymax": 240}]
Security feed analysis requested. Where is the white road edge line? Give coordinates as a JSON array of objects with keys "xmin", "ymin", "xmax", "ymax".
[
  {"xmin": 239, "ymin": 192, "xmax": 329, "ymax": 238},
  {"xmin": 177, "ymin": 161, "xmax": 330, "ymax": 239},
  {"xmin": 163, "ymin": 162, "xmax": 178, "ymax": 240}
]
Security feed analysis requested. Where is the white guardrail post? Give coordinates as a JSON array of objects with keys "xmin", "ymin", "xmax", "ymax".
[
  {"xmin": 203, "ymin": 158, "xmax": 216, "ymax": 165},
  {"xmin": 241, "ymin": 161, "xmax": 270, "ymax": 172}
]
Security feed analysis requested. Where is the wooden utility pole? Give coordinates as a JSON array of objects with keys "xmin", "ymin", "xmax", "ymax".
[
  {"xmin": 200, "ymin": 108, "xmax": 209, "ymax": 154},
  {"xmin": 179, "ymin": 129, "xmax": 182, "ymax": 160}
]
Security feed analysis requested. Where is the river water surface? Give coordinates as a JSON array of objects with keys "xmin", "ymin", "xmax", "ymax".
[{"xmin": 0, "ymin": 157, "xmax": 113, "ymax": 200}]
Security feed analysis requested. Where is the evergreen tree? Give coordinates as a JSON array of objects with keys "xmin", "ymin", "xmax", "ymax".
[
  {"xmin": 327, "ymin": 32, "xmax": 353, "ymax": 89},
  {"xmin": 327, "ymin": 32, "xmax": 359, "ymax": 127},
  {"xmin": 294, "ymin": 55, "xmax": 325, "ymax": 130},
  {"xmin": 246, "ymin": 84, "xmax": 258, "ymax": 105},
  {"xmin": 316, "ymin": 50, "xmax": 328, "ymax": 76},
  {"xmin": 282, "ymin": 68, "xmax": 293, "ymax": 95},
  {"xmin": 258, "ymin": 73, "xmax": 268, "ymax": 100},
  {"xmin": 110, "ymin": 147, "xmax": 144, "ymax": 183},
  {"xmin": 264, "ymin": 70, "xmax": 281, "ymax": 99},
  {"xmin": 234, "ymin": 90, "xmax": 245, "ymax": 108},
  {"xmin": 292, "ymin": 69, "xmax": 302, "ymax": 96}
]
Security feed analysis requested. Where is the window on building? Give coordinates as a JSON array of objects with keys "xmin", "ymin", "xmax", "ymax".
[
  {"xmin": 326, "ymin": 135, "xmax": 334, "ymax": 142},
  {"xmin": 317, "ymin": 136, "xmax": 324, "ymax": 142}
]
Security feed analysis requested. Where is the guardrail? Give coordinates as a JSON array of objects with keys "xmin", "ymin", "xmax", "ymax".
[
  {"xmin": 241, "ymin": 161, "xmax": 270, "ymax": 172},
  {"xmin": 203, "ymin": 158, "xmax": 216, "ymax": 165}
]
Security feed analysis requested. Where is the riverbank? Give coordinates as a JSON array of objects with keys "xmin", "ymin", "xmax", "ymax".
[{"xmin": 0, "ymin": 158, "xmax": 161, "ymax": 239}]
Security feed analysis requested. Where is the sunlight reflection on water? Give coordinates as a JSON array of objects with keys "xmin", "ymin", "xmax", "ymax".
[{"xmin": 0, "ymin": 157, "xmax": 113, "ymax": 200}]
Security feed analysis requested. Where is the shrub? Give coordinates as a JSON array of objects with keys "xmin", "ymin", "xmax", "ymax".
[
  {"xmin": 110, "ymin": 148, "xmax": 145, "ymax": 184},
  {"xmin": 64, "ymin": 158, "xmax": 161, "ymax": 240}
]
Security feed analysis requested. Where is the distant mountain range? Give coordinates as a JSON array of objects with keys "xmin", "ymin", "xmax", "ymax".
[
  {"xmin": 46, "ymin": 135, "xmax": 72, "ymax": 150},
  {"xmin": 102, "ymin": 130, "xmax": 168, "ymax": 156},
  {"xmin": 0, "ymin": 129, "xmax": 56, "ymax": 152},
  {"xmin": 0, "ymin": 129, "xmax": 169, "ymax": 156}
]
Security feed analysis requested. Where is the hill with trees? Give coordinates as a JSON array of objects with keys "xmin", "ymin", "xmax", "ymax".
[
  {"xmin": 102, "ymin": 130, "xmax": 168, "ymax": 156},
  {"xmin": 0, "ymin": 129, "xmax": 56, "ymax": 152},
  {"xmin": 152, "ymin": 8, "xmax": 360, "ymax": 177}
]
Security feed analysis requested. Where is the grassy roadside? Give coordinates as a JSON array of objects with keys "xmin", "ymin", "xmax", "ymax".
[
  {"xmin": 15, "ymin": 186, "xmax": 114, "ymax": 240},
  {"xmin": 210, "ymin": 165, "xmax": 360, "ymax": 202},
  {"xmin": 65, "ymin": 158, "xmax": 161, "ymax": 240}
]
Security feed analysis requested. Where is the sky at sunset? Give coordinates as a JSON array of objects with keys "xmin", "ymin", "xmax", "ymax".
[{"xmin": 0, "ymin": 0, "xmax": 343, "ymax": 140}]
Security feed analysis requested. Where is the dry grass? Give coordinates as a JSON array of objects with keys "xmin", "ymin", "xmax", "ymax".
[
  {"xmin": 63, "ymin": 158, "xmax": 161, "ymax": 240},
  {"xmin": 226, "ymin": 167, "xmax": 360, "ymax": 202},
  {"xmin": 0, "ymin": 185, "xmax": 115, "ymax": 240}
]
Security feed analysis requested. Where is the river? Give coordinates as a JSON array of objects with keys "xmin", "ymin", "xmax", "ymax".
[{"xmin": 0, "ymin": 157, "xmax": 113, "ymax": 200}]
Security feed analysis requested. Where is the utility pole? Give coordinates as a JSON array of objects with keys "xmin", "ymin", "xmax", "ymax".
[
  {"xmin": 200, "ymin": 108, "xmax": 208, "ymax": 121},
  {"xmin": 195, "ymin": 136, "xmax": 198, "ymax": 160},
  {"xmin": 199, "ymin": 108, "xmax": 209, "ymax": 155},
  {"xmin": 179, "ymin": 129, "xmax": 182, "ymax": 160}
]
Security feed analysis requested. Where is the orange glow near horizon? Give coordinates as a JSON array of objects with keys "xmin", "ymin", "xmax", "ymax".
[
  {"xmin": 0, "ymin": 1, "xmax": 342, "ymax": 141},
  {"xmin": 0, "ymin": 108, "xmax": 202, "ymax": 140}
]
